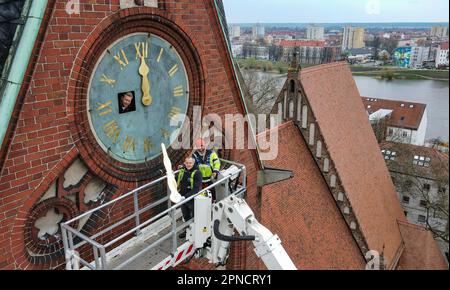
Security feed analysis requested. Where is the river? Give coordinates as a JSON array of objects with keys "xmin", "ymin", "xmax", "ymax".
[{"xmin": 353, "ymin": 76, "xmax": 449, "ymax": 142}]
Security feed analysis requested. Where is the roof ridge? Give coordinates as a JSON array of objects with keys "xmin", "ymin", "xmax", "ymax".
[
  {"xmin": 397, "ymin": 219, "xmax": 429, "ymax": 232},
  {"xmin": 256, "ymin": 120, "xmax": 295, "ymax": 138},
  {"xmin": 362, "ymin": 97, "xmax": 427, "ymax": 107},
  {"xmin": 301, "ymin": 61, "xmax": 348, "ymax": 75}
]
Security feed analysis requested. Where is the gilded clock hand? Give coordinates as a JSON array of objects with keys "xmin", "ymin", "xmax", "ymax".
[{"xmin": 138, "ymin": 55, "xmax": 152, "ymax": 106}]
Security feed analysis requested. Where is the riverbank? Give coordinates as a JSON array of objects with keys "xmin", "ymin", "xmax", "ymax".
[
  {"xmin": 235, "ymin": 58, "xmax": 449, "ymax": 81},
  {"xmin": 351, "ymin": 66, "xmax": 449, "ymax": 81}
]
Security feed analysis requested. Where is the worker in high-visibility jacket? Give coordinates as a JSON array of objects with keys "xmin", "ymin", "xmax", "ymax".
[
  {"xmin": 192, "ymin": 138, "xmax": 221, "ymax": 200},
  {"xmin": 177, "ymin": 157, "xmax": 202, "ymax": 238}
]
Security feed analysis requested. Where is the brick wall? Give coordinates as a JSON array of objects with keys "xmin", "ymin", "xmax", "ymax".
[{"xmin": 0, "ymin": 0, "xmax": 260, "ymax": 270}]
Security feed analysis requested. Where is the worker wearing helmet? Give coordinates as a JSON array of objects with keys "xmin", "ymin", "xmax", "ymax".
[
  {"xmin": 192, "ymin": 138, "xmax": 221, "ymax": 199},
  {"xmin": 177, "ymin": 157, "xmax": 203, "ymax": 228}
]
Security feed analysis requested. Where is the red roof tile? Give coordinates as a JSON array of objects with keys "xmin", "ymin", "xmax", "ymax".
[
  {"xmin": 299, "ymin": 62, "xmax": 407, "ymax": 268},
  {"xmin": 440, "ymin": 42, "xmax": 449, "ymax": 50},
  {"xmin": 259, "ymin": 121, "xmax": 366, "ymax": 269},
  {"xmin": 279, "ymin": 39, "xmax": 326, "ymax": 47},
  {"xmin": 397, "ymin": 220, "xmax": 448, "ymax": 270},
  {"xmin": 362, "ymin": 97, "xmax": 427, "ymax": 130}
]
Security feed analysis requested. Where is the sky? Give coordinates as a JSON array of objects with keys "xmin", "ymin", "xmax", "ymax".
[{"xmin": 223, "ymin": 0, "xmax": 450, "ymax": 23}]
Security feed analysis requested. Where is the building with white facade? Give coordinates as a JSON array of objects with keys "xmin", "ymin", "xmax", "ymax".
[
  {"xmin": 252, "ymin": 23, "xmax": 265, "ymax": 39},
  {"xmin": 380, "ymin": 142, "xmax": 449, "ymax": 265},
  {"xmin": 363, "ymin": 98, "xmax": 428, "ymax": 146},
  {"xmin": 430, "ymin": 26, "xmax": 449, "ymax": 39},
  {"xmin": 342, "ymin": 26, "xmax": 365, "ymax": 50},
  {"xmin": 230, "ymin": 25, "xmax": 241, "ymax": 39},
  {"xmin": 410, "ymin": 46, "xmax": 431, "ymax": 68},
  {"xmin": 306, "ymin": 25, "xmax": 324, "ymax": 40},
  {"xmin": 436, "ymin": 42, "xmax": 449, "ymax": 68}
]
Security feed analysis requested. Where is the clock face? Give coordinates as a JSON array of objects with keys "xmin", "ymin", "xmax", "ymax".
[{"xmin": 87, "ymin": 33, "xmax": 189, "ymax": 164}]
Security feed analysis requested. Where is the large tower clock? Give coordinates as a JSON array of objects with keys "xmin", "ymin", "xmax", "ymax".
[
  {"xmin": 88, "ymin": 33, "xmax": 189, "ymax": 164},
  {"xmin": 71, "ymin": 15, "xmax": 203, "ymax": 183}
]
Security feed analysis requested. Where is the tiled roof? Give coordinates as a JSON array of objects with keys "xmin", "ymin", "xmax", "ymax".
[
  {"xmin": 299, "ymin": 62, "xmax": 407, "ymax": 268},
  {"xmin": 259, "ymin": 121, "xmax": 366, "ymax": 269},
  {"xmin": 278, "ymin": 39, "xmax": 326, "ymax": 47},
  {"xmin": 440, "ymin": 42, "xmax": 449, "ymax": 50},
  {"xmin": 397, "ymin": 220, "xmax": 448, "ymax": 270},
  {"xmin": 362, "ymin": 97, "xmax": 427, "ymax": 130}
]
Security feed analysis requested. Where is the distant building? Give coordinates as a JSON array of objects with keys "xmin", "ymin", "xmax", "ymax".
[
  {"xmin": 231, "ymin": 44, "xmax": 243, "ymax": 58},
  {"xmin": 394, "ymin": 46, "xmax": 412, "ymax": 68},
  {"xmin": 277, "ymin": 39, "xmax": 326, "ymax": 64},
  {"xmin": 410, "ymin": 46, "xmax": 431, "ymax": 69},
  {"xmin": 436, "ymin": 42, "xmax": 449, "ymax": 68},
  {"xmin": 380, "ymin": 142, "xmax": 449, "ymax": 265},
  {"xmin": 347, "ymin": 48, "xmax": 374, "ymax": 63},
  {"xmin": 342, "ymin": 26, "xmax": 365, "ymax": 50},
  {"xmin": 252, "ymin": 23, "xmax": 265, "ymax": 39},
  {"xmin": 321, "ymin": 46, "xmax": 343, "ymax": 63},
  {"xmin": 363, "ymin": 97, "xmax": 428, "ymax": 146},
  {"xmin": 306, "ymin": 25, "xmax": 324, "ymax": 40},
  {"xmin": 430, "ymin": 26, "xmax": 449, "ymax": 39},
  {"xmin": 230, "ymin": 25, "xmax": 241, "ymax": 38},
  {"xmin": 242, "ymin": 43, "xmax": 269, "ymax": 60}
]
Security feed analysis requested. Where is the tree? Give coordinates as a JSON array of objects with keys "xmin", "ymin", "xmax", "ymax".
[
  {"xmin": 372, "ymin": 37, "xmax": 381, "ymax": 61},
  {"xmin": 386, "ymin": 143, "xmax": 449, "ymax": 246},
  {"xmin": 240, "ymin": 69, "xmax": 280, "ymax": 115}
]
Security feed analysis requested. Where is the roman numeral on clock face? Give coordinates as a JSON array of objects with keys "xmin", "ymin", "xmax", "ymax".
[
  {"xmin": 144, "ymin": 137, "xmax": 153, "ymax": 153},
  {"xmin": 103, "ymin": 120, "xmax": 121, "ymax": 144},
  {"xmin": 168, "ymin": 64, "xmax": 179, "ymax": 78},
  {"xmin": 173, "ymin": 86, "xmax": 184, "ymax": 97},
  {"xmin": 113, "ymin": 49, "xmax": 129, "ymax": 70},
  {"xmin": 123, "ymin": 135, "xmax": 136, "ymax": 153},
  {"xmin": 157, "ymin": 48, "xmax": 164, "ymax": 63},
  {"xmin": 135, "ymin": 42, "xmax": 149, "ymax": 59},
  {"xmin": 96, "ymin": 100, "xmax": 113, "ymax": 117}
]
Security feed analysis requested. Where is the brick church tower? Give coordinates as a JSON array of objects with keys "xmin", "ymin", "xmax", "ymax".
[{"xmin": 0, "ymin": 0, "xmax": 262, "ymax": 270}]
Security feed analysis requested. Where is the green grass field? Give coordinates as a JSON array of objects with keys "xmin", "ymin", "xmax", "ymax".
[
  {"xmin": 350, "ymin": 66, "xmax": 449, "ymax": 81},
  {"xmin": 235, "ymin": 58, "xmax": 449, "ymax": 81}
]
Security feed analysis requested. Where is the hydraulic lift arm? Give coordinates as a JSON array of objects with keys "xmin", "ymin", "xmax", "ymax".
[{"xmin": 153, "ymin": 146, "xmax": 296, "ymax": 270}]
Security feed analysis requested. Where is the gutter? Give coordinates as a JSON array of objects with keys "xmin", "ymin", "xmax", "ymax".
[{"xmin": 0, "ymin": 0, "xmax": 48, "ymax": 151}]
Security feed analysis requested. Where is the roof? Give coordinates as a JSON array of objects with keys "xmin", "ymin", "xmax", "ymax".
[
  {"xmin": 348, "ymin": 48, "xmax": 373, "ymax": 55},
  {"xmin": 369, "ymin": 109, "xmax": 394, "ymax": 122},
  {"xmin": 397, "ymin": 220, "xmax": 448, "ymax": 270},
  {"xmin": 299, "ymin": 62, "xmax": 407, "ymax": 268},
  {"xmin": 259, "ymin": 121, "xmax": 366, "ymax": 269},
  {"xmin": 278, "ymin": 39, "xmax": 326, "ymax": 47},
  {"xmin": 380, "ymin": 141, "xmax": 449, "ymax": 180},
  {"xmin": 440, "ymin": 42, "xmax": 449, "ymax": 50},
  {"xmin": 362, "ymin": 97, "xmax": 427, "ymax": 130}
]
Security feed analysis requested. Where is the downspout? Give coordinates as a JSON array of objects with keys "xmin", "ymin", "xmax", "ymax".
[{"xmin": 0, "ymin": 0, "xmax": 48, "ymax": 150}]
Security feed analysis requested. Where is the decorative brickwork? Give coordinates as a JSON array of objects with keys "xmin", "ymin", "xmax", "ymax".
[{"xmin": 0, "ymin": 0, "xmax": 260, "ymax": 270}]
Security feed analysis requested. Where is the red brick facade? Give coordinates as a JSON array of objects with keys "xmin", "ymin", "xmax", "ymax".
[{"xmin": 0, "ymin": 0, "xmax": 261, "ymax": 270}]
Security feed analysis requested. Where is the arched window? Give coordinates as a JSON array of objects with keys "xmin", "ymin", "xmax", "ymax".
[
  {"xmin": 330, "ymin": 175, "xmax": 337, "ymax": 187},
  {"xmin": 309, "ymin": 123, "xmax": 315, "ymax": 146},
  {"xmin": 302, "ymin": 106, "xmax": 308, "ymax": 128},
  {"xmin": 323, "ymin": 158, "xmax": 330, "ymax": 173},
  {"xmin": 297, "ymin": 95, "xmax": 302, "ymax": 122},
  {"xmin": 316, "ymin": 140, "xmax": 322, "ymax": 158},
  {"xmin": 290, "ymin": 79, "xmax": 296, "ymax": 93},
  {"xmin": 289, "ymin": 99, "xmax": 295, "ymax": 119}
]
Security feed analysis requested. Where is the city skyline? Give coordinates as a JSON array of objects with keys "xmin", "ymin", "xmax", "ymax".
[{"xmin": 223, "ymin": 0, "xmax": 450, "ymax": 24}]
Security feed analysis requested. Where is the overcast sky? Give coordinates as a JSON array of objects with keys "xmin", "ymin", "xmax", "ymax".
[{"xmin": 223, "ymin": 0, "xmax": 450, "ymax": 23}]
